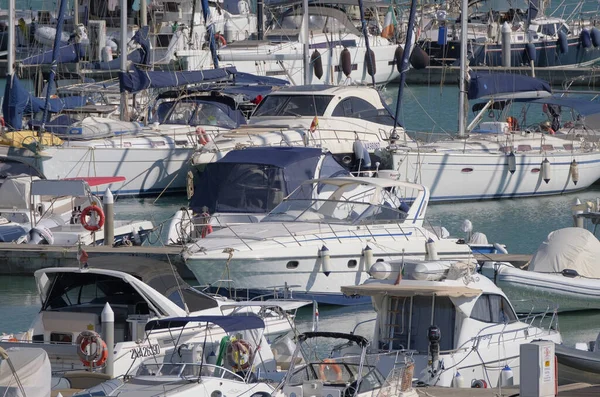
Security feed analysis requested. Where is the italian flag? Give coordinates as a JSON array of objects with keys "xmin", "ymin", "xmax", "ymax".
[{"xmin": 381, "ymin": 6, "xmax": 396, "ymax": 39}]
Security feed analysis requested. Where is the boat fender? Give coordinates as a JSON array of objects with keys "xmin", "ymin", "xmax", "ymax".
[
  {"xmin": 493, "ymin": 243, "xmax": 508, "ymax": 255},
  {"xmin": 80, "ymin": 204, "xmax": 105, "ymax": 232},
  {"xmin": 200, "ymin": 210, "xmax": 213, "ymax": 238},
  {"xmin": 541, "ymin": 157, "xmax": 552, "ymax": 184},
  {"xmin": 557, "ymin": 31, "xmax": 568, "ymax": 54},
  {"xmin": 471, "ymin": 379, "xmax": 488, "ymax": 388},
  {"xmin": 369, "ymin": 261, "xmax": 393, "ymax": 280},
  {"xmin": 206, "ymin": 350, "xmax": 217, "ymax": 365},
  {"xmin": 28, "ymin": 225, "xmax": 55, "ymax": 245},
  {"xmin": 525, "ymin": 43, "xmax": 536, "ymax": 64},
  {"xmin": 363, "ymin": 245, "xmax": 374, "ymax": 269},
  {"xmin": 320, "ymin": 245, "xmax": 331, "ymax": 276},
  {"xmin": 452, "ymin": 371, "xmax": 465, "ymax": 388},
  {"xmin": 570, "ymin": 159, "xmax": 579, "ymax": 185},
  {"xmin": 425, "ymin": 238, "xmax": 439, "ymax": 260},
  {"xmin": 592, "ymin": 27, "xmax": 600, "ymax": 47},
  {"xmin": 499, "ymin": 365, "xmax": 514, "ymax": 387},
  {"xmin": 76, "ymin": 330, "xmax": 108, "ymax": 367},
  {"xmin": 195, "ymin": 126, "xmax": 209, "ymax": 145},
  {"xmin": 580, "ymin": 29, "xmax": 592, "ymax": 49},
  {"xmin": 101, "ymin": 45, "xmax": 113, "ymax": 62},
  {"xmin": 311, "ymin": 50, "xmax": 323, "ymax": 80},
  {"xmin": 561, "ymin": 268, "xmax": 579, "ymax": 278},
  {"xmin": 365, "ymin": 49, "xmax": 376, "ymax": 77},
  {"xmin": 340, "ymin": 47, "xmax": 352, "ymax": 77},
  {"xmin": 186, "ymin": 171, "xmax": 194, "ymax": 200},
  {"xmin": 409, "ymin": 45, "xmax": 430, "ymax": 70},
  {"xmin": 507, "ymin": 151, "xmax": 516, "ymax": 174},
  {"xmin": 394, "ymin": 45, "xmax": 404, "ymax": 73}
]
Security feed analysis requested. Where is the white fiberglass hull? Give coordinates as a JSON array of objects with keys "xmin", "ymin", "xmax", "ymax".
[
  {"xmin": 3, "ymin": 143, "xmax": 193, "ymax": 197},
  {"xmin": 183, "ymin": 224, "xmax": 474, "ymax": 305},
  {"xmin": 179, "ymin": 43, "xmax": 400, "ymax": 86},
  {"xmin": 481, "ymin": 262, "xmax": 600, "ymax": 313},
  {"xmin": 390, "ymin": 149, "xmax": 600, "ymax": 201}
]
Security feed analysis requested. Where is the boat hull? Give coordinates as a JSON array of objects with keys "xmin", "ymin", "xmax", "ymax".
[
  {"xmin": 555, "ymin": 344, "xmax": 600, "ymax": 385},
  {"xmin": 390, "ymin": 150, "xmax": 600, "ymax": 201},
  {"xmin": 421, "ymin": 37, "xmax": 600, "ymax": 68}
]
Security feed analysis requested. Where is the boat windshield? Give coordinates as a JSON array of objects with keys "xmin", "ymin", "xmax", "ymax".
[
  {"xmin": 262, "ymin": 199, "xmax": 408, "ymax": 225},
  {"xmin": 252, "ymin": 95, "xmax": 333, "ymax": 117},
  {"xmin": 159, "ymin": 101, "xmax": 238, "ymax": 128},
  {"xmin": 278, "ymin": 13, "xmax": 353, "ymax": 34},
  {"xmin": 137, "ymin": 363, "xmax": 244, "ymax": 381},
  {"xmin": 288, "ymin": 362, "xmax": 384, "ymax": 389}
]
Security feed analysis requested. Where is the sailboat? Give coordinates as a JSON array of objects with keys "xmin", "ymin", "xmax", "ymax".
[{"xmin": 379, "ymin": 0, "xmax": 600, "ymax": 201}]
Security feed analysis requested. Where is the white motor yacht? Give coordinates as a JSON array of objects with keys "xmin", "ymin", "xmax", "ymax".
[
  {"xmin": 193, "ymin": 85, "xmax": 410, "ymax": 168},
  {"xmin": 0, "ymin": 256, "xmax": 309, "ymax": 378},
  {"xmin": 340, "ymin": 258, "xmax": 563, "ymax": 387},
  {"xmin": 183, "ymin": 177, "xmax": 475, "ymax": 305}
]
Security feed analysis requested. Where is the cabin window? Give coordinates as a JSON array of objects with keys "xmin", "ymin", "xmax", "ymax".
[
  {"xmin": 541, "ymin": 24, "xmax": 557, "ymax": 36},
  {"xmin": 500, "ymin": 146, "xmax": 513, "ymax": 154},
  {"xmin": 252, "ymin": 95, "xmax": 333, "ymax": 117},
  {"xmin": 347, "ymin": 260, "xmax": 357, "ymax": 268},
  {"xmin": 541, "ymin": 144, "xmax": 554, "ymax": 151},
  {"xmin": 332, "ymin": 98, "xmax": 377, "ymax": 119},
  {"xmin": 517, "ymin": 145, "xmax": 532, "ymax": 152},
  {"xmin": 319, "ymin": 155, "xmax": 352, "ymax": 179},
  {"xmin": 382, "ymin": 296, "xmax": 455, "ymax": 353},
  {"xmin": 564, "ymin": 144, "xmax": 574, "ymax": 150},
  {"xmin": 470, "ymin": 294, "xmax": 517, "ymax": 324},
  {"xmin": 286, "ymin": 261, "xmax": 299, "ymax": 269}
]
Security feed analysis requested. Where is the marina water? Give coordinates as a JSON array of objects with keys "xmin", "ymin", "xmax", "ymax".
[{"xmin": 3, "ymin": 81, "xmax": 600, "ymax": 344}]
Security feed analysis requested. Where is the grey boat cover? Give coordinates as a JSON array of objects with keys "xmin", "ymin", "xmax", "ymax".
[
  {"xmin": 529, "ymin": 227, "xmax": 600, "ymax": 278},
  {"xmin": 0, "ymin": 347, "xmax": 51, "ymax": 397}
]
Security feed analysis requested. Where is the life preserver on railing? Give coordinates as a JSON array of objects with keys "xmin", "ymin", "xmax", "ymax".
[
  {"xmin": 226, "ymin": 338, "xmax": 254, "ymax": 372},
  {"xmin": 80, "ymin": 204, "xmax": 105, "ymax": 232},
  {"xmin": 195, "ymin": 127, "xmax": 209, "ymax": 145},
  {"xmin": 319, "ymin": 358, "xmax": 343, "ymax": 381},
  {"xmin": 215, "ymin": 34, "xmax": 227, "ymax": 48},
  {"xmin": 76, "ymin": 330, "xmax": 108, "ymax": 367},
  {"xmin": 200, "ymin": 211, "xmax": 213, "ymax": 238}
]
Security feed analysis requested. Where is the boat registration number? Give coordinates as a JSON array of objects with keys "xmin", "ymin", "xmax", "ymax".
[
  {"xmin": 363, "ymin": 142, "xmax": 381, "ymax": 151},
  {"xmin": 130, "ymin": 344, "xmax": 161, "ymax": 359}
]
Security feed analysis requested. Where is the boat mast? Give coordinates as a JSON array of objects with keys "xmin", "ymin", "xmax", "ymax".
[
  {"xmin": 303, "ymin": 0, "xmax": 309, "ymax": 84},
  {"xmin": 457, "ymin": 0, "xmax": 468, "ymax": 138},
  {"xmin": 120, "ymin": 0, "xmax": 128, "ymax": 121},
  {"xmin": 392, "ymin": 0, "xmax": 417, "ymax": 133},
  {"xmin": 7, "ymin": 0, "xmax": 14, "ymax": 76},
  {"xmin": 40, "ymin": 0, "xmax": 68, "ymax": 133},
  {"xmin": 357, "ymin": 0, "xmax": 375, "ymax": 87}
]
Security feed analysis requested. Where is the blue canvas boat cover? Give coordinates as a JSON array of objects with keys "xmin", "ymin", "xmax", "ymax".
[
  {"xmin": 467, "ymin": 72, "xmax": 552, "ymax": 100},
  {"xmin": 521, "ymin": 97, "xmax": 600, "ymax": 116},
  {"xmin": 2, "ymin": 74, "xmax": 87, "ymax": 130},
  {"xmin": 20, "ymin": 43, "xmax": 87, "ymax": 65},
  {"xmin": 145, "ymin": 315, "xmax": 265, "ymax": 332},
  {"xmin": 120, "ymin": 66, "xmax": 237, "ymax": 93},
  {"xmin": 190, "ymin": 147, "xmax": 349, "ymax": 213}
]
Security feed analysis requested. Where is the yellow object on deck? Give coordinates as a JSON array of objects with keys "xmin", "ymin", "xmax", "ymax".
[{"xmin": 0, "ymin": 131, "xmax": 63, "ymax": 149}]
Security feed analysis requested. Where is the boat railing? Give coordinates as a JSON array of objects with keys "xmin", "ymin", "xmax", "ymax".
[
  {"xmin": 350, "ymin": 318, "xmax": 377, "ymax": 335},
  {"xmin": 138, "ymin": 362, "xmax": 246, "ymax": 382}
]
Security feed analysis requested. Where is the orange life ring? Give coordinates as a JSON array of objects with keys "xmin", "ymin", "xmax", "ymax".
[
  {"xmin": 80, "ymin": 204, "xmax": 106, "ymax": 232},
  {"xmin": 195, "ymin": 126, "xmax": 210, "ymax": 145},
  {"xmin": 215, "ymin": 34, "xmax": 227, "ymax": 48},
  {"xmin": 319, "ymin": 358, "xmax": 343, "ymax": 382},
  {"xmin": 76, "ymin": 330, "xmax": 108, "ymax": 367}
]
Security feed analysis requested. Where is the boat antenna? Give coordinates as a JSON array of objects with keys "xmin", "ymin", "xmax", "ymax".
[
  {"xmin": 119, "ymin": 0, "xmax": 128, "ymax": 121},
  {"xmin": 392, "ymin": 0, "xmax": 417, "ymax": 134},
  {"xmin": 189, "ymin": 0, "xmax": 197, "ymax": 46},
  {"xmin": 39, "ymin": 0, "xmax": 68, "ymax": 135},
  {"xmin": 357, "ymin": 0, "xmax": 375, "ymax": 87}
]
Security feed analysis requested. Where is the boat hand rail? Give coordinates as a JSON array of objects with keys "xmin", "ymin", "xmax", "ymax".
[{"xmin": 350, "ymin": 318, "xmax": 377, "ymax": 335}]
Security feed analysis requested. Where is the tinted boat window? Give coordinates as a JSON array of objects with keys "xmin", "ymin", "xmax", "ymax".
[{"xmin": 253, "ymin": 95, "xmax": 333, "ymax": 117}]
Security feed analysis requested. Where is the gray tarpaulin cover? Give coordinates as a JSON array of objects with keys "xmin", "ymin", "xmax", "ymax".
[
  {"xmin": 0, "ymin": 347, "xmax": 51, "ymax": 397},
  {"xmin": 529, "ymin": 227, "xmax": 600, "ymax": 278}
]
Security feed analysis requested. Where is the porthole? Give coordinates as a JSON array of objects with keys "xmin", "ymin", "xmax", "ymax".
[
  {"xmin": 347, "ymin": 259, "xmax": 357, "ymax": 268},
  {"xmin": 286, "ymin": 261, "xmax": 299, "ymax": 269}
]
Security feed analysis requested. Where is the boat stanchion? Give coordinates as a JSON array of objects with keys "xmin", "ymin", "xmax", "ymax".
[
  {"xmin": 103, "ymin": 188, "xmax": 115, "ymax": 246},
  {"xmin": 102, "ymin": 302, "xmax": 115, "ymax": 378}
]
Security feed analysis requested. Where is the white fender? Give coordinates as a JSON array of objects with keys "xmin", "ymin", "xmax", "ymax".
[{"xmin": 167, "ymin": 209, "xmax": 194, "ymax": 245}]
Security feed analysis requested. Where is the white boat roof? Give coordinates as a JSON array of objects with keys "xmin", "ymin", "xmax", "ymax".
[
  {"xmin": 271, "ymin": 84, "xmax": 380, "ymax": 97},
  {"xmin": 219, "ymin": 300, "xmax": 313, "ymax": 312},
  {"xmin": 305, "ymin": 176, "xmax": 426, "ymax": 191},
  {"xmin": 341, "ymin": 281, "xmax": 482, "ymax": 298}
]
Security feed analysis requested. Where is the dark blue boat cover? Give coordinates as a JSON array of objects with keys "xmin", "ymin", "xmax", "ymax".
[
  {"xmin": 467, "ymin": 72, "xmax": 551, "ymax": 100},
  {"xmin": 521, "ymin": 97, "xmax": 600, "ymax": 116},
  {"xmin": 146, "ymin": 315, "xmax": 265, "ymax": 332},
  {"xmin": 2, "ymin": 74, "xmax": 87, "ymax": 130},
  {"xmin": 190, "ymin": 147, "xmax": 349, "ymax": 213},
  {"xmin": 120, "ymin": 66, "xmax": 237, "ymax": 93},
  {"xmin": 20, "ymin": 43, "xmax": 87, "ymax": 65}
]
